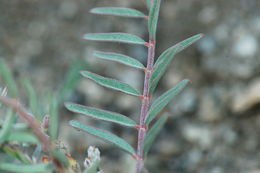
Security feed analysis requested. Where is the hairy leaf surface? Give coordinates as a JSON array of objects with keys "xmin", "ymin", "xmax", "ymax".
[
  {"xmin": 94, "ymin": 51, "xmax": 145, "ymax": 69},
  {"xmin": 70, "ymin": 120, "xmax": 136, "ymax": 155},
  {"xmin": 146, "ymin": 80, "xmax": 189, "ymax": 125},
  {"xmin": 150, "ymin": 34, "xmax": 203, "ymax": 93},
  {"xmin": 83, "ymin": 33, "xmax": 146, "ymax": 45},
  {"xmin": 90, "ymin": 7, "xmax": 146, "ymax": 18},
  {"xmin": 81, "ymin": 71, "xmax": 141, "ymax": 96},
  {"xmin": 65, "ymin": 103, "xmax": 137, "ymax": 127}
]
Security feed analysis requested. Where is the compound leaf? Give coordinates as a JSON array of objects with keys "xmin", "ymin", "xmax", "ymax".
[
  {"xmin": 150, "ymin": 34, "xmax": 203, "ymax": 93},
  {"xmin": 65, "ymin": 103, "xmax": 137, "ymax": 127},
  {"xmin": 0, "ymin": 163, "xmax": 53, "ymax": 173},
  {"xmin": 70, "ymin": 120, "xmax": 136, "ymax": 155},
  {"xmin": 81, "ymin": 71, "xmax": 141, "ymax": 96},
  {"xmin": 146, "ymin": 80, "xmax": 189, "ymax": 125},
  {"xmin": 148, "ymin": 0, "xmax": 161, "ymax": 40},
  {"xmin": 90, "ymin": 7, "xmax": 146, "ymax": 18},
  {"xmin": 144, "ymin": 114, "xmax": 168, "ymax": 156},
  {"xmin": 94, "ymin": 51, "xmax": 145, "ymax": 69},
  {"xmin": 83, "ymin": 33, "xmax": 146, "ymax": 45}
]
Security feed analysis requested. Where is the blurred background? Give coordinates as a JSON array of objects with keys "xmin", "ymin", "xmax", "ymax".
[{"xmin": 1, "ymin": 0, "xmax": 260, "ymax": 172}]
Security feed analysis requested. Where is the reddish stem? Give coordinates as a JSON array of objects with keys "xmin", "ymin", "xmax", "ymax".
[
  {"xmin": 0, "ymin": 96, "xmax": 52, "ymax": 151},
  {"xmin": 135, "ymin": 40, "xmax": 155, "ymax": 173}
]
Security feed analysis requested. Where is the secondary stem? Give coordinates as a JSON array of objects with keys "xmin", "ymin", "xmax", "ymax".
[{"xmin": 135, "ymin": 40, "xmax": 155, "ymax": 173}]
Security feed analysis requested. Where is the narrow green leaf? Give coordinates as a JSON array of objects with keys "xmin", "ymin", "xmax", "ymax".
[
  {"xmin": 0, "ymin": 110, "xmax": 16, "ymax": 145},
  {"xmin": 7, "ymin": 132, "xmax": 39, "ymax": 144},
  {"xmin": 81, "ymin": 71, "xmax": 141, "ymax": 96},
  {"xmin": 49, "ymin": 96, "xmax": 59, "ymax": 140},
  {"xmin": 2, "ymin": 146, "xmax": 32, "ymax": 164},
  {"xmin": 83, "ymin": 33, "xmax": 146, "ymax": 45},
  {"xmin": 0, "ymin": 59, "xmax": 18, "ymax": 97},
  {"xmin": 94, "ymin": 51, "xmax": 145, "ymax": 69},
  {"xmin": 70, "ymin": 120, "xmax": 135, "ymax": 155},
  {"xmin": 144, "ymin": 114, "xmax": 168, "ymax": 156},
  {"xmin": 59, "ymin": 59, "xmax": 86, "ymax": 103},
  {"xmin": 146, "ymin": 80, "xmax": 189, "ymax": 125},
  {"xmin": 23, "ymin": 78, "xmax": 41, "ymax": 120},
  {"xmin": 150, "ymin": 34, "xmax": 203, "ymax": 93},
  {"xmin": 90, "ymin": 7, "xmax": 146, "ymax": 18},
  {"xmin": 0, "ymin": 163, "xmax": 53, "ymax": 173},
  {"xmin": 50, "ymin": 150, "xmax": 69, "ymax": 168},
  {"xmin": 146, "ymin": 0, "xmax": 151, "ymax": 9},
  {"xmin": 148, "ymin": 0, "xmax": 161, "ymax": 40},
  {"xmin": 65, "ymin": 103, "xmax": 137, "ymax": 127}
]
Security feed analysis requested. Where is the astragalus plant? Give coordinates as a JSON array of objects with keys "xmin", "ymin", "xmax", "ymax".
[{"xmin": 65, "ymin": 0, "xmax": 203, "ymax": 172}]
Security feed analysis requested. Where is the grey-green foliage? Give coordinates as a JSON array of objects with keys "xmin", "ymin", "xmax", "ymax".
[
  {"xmin": 0, "ymin": 58, "xmax": 85, "ymax": 173},
  {"xmin": 67, "ymin": 0, "xmax": 203, "ymax": 161}
]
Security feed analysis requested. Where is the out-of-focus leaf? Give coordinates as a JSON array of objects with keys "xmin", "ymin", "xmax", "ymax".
[
  {"xmin": 0, "ymin": 110, "xmax": 16, "ymax": 145},
  {"xmin": 83, "ymin": 33, "xmax": 146, "ymax": 45},
  {"xmin": 7, "ymin": 132, "xmax": 39, "ymax": 144},
  {"xmin": 49, "ymin": 96, "xmax": 59, "ymax": 140},
  {"xmin": 0, "ymin": 163, "xmax": 53, "ymax": 173},
  {"xmin": 144, "ymin": 114, "xmax": 168, "ymax": 156},
  {"xmin": 2, "ymin": 146, "xmax": 32, "ymax": 164},
  {"xmin": 146, "ymin": 0, "xmax": 151, "ymax": 9},
  {"xmin": 50, "ymin": 150, "xmax": 69, "ymax": 168},
  {"xmin": 70, "ymin": 120, "xmax": 136, "ymax": 155},
  {"xmin": 93, "ymin": 51, "xmax": 145, "ymax": 69},
  {"xmin": 23, "ymin": 78, "xmax": 41, "ymax": 120},
  {"xmin": 0, "ymin": 59, "xmax": 18, "ymax": 97},
  {"xmin": 65, "ymin": 103, "xmax": 137, "ymax": 127},
  {"xmin": 150, "ymin": 34, "xmax": 203, "ymax": 93},
  {"xmin": 148, "ymin": 0, "xmax": 161, "ymax": 40},
  {"xmin": 59, "ymin": 59, "xmax": 86, "ymax": 103},
  {"xmin": 90, "ymin": 7, "xmax": 146, "ymax": 18},
  {"xmin": 81, "ymin": 71, "xmax": 141, "ymax": 96},
  {"xmin": 146, "ymin": 80, "xmax": 189, "ymax": 125}
]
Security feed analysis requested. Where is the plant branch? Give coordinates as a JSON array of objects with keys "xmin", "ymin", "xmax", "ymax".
[
  {"xmin": 135, "ymin": 40, "xmax": 156, "ymax": 173},
  {"xmin": 0, "ymin": 96, "xmax": 52, "ymax": 151}
]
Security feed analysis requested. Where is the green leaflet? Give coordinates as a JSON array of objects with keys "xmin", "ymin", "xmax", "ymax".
[
  {"xmin": 70, "ymin": 120, "xmax": 136, "ymax": 155},
  {"xmin": 146, "ymin": 0, "xmax": 151, "ymax": 9},
  {"xmin": 2, "ymin": 146, "xmax": 32, "ymax": 164},
  {"xmin": 148, "ymin": 0, "xmax": 161, "ymax": 40},
  {"xmin": 144, "ymin": 114, "xmax": 168, "ymax": 156},
  {"xmin": 65, "ymin": 103, "xmax": 137, "ymax": 127},
  {"xmin": 150, "ymin": 34, "xmax": 203, "ymax": 93},
  {"xmin": 145, "ymin": 80, "xmax": 189, "ymax": 125},
  {"xmin": 23, "ymin": 78, "xmax": 41, "ymax": 120},
  {"xmin": 81, "ymin": 71, "xmax": 141, "ymax": 96},
  {"xmin": 93, "ymin": 51, "xmax": 145, "ymax": 69},
  {"xmin": 0, "ymin": 163, "xmax": 53, "ymax": 173},
  {"xmin": 49, "ymin": 96, "xmax": 59, "ymax": 140},
  {"xmin": 50, "ymin": 150, "xmax": 69, "ymax": 168},
  {"xmin": 90, "ymin": 7, "xmax": 146, "ymax": 18},
  {"xmin": 59, "ymin": 59, "xmax": 86, "ymax": 103},
  {"xmin": 0, "ymin": 59, "xmax": 18, "ymax": 97},
  {"xmin": 7, "ymin": 132, "xmax": 39, "ymax": 144},
  {"xmin": 0, "ymin": 110, "xmax": 16, "ymax": 145},
  {"xmin": 83, "ymin": 33, "xmax": 146, "ymax": 45}
]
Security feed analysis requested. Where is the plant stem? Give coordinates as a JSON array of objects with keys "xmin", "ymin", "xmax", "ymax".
[{"xmin": 135, "ymin": 40, "xmax": 155, "ymax": 173}]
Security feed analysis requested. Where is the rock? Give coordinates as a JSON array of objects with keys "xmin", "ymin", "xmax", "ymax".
[
  {"xmin": 232, "ymin": 33, "xmax": 258, "ymax": 58},
  {"xmin": 231, "ymin": 78, "xmax": 260, "ymax": 113}
]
